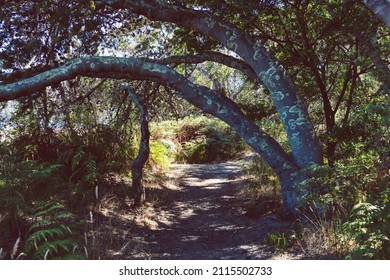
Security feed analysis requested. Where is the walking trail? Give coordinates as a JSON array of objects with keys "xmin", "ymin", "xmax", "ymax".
[{"xmin": 129, "ymin": 160, "xmax": 301, "ymax": 259}]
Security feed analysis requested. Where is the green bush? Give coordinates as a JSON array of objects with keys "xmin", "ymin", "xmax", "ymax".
[
  {"xmin": 342, "ymin": 198, "xmax": 390, "ymax": 259},
  {"xmin": 300, "ymin": 144, "xmax": 389, "ymax": 259},
  {"xmin": 173, "ymin": 116, "xmax": 245, "ymax": 163},
  {"xmin": 303, "ymin": 145, "xmax": 387, "ymax": 210},
  {"xmin": 148, "ymin": 140, "xmax": 170, "ymax": 171}
]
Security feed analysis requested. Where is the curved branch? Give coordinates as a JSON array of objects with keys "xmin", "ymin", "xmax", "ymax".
[
  {"xmin": 149, "ymin": 51, "xmax": 258, "ymax": 81},
  {"xmin": 96, "ymin": 0, "xmax": 323, "ymax": 168},
  {"xmin": 363, "ymin": 0, "xmax": 390, "ymax": 30},
  {"xmin": 0, "ymin": 56, "xmax": 297, "ymax": 179}
]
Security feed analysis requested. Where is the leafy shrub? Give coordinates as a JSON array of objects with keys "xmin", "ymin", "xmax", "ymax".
[
  {"xmin": 300, "ymin": 144, "xmax": 389, "ymax": 259},
  {"xmin": 148, "ymin": 140, "xmax": 170, "ymax": 171},
  {"xmin": 173, "ymin": 116, "xmax": 245, "ymax": 163},
  {"xmin": 342, "ymin": 197, "xmax": 390, "ymax": 259},
  {"xmin": 302, "ymin": 145, "xmax": 388, "ymax": 213}
]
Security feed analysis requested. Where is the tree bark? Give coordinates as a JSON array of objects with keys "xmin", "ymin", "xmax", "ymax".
[
  {"xmin": 126, "ymin": 88, "xmax": 150, "ymax": 207},
  {"xmin": 96, "ymin": 0, "xmax": 323, "ymax": 169},
  {"xmin": 0, "ymin": 56, "xmax": 307, "ymax": 216},
  {"xmin": 362, "ymin": 0, "xmax": 390, "ymax": 30}
]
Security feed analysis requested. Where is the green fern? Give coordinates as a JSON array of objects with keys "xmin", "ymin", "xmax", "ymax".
[
  {"xmin": 23, "ymin": 201, "xmax": 84, "ymax": 260},
  {"xmin": 71, "ymin": 146, "xmax": 86, "ymax": 172},
  {"xmin": 84, "ymin": 156, "xmax": 98, "ymax": 184},
  {"xmin": 342, "ymin": 199, "xmax": 390, "ymax": 259},
  {"xmin": 69, "ymin": 146, "xmax": 98, "ymax": 187},
  {"xmin": 148, "ymin": 140, "xmax": 170, "ymax": 171}
]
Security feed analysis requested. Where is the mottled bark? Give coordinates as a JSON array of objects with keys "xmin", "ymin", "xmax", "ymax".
[
  {"xmin": 0, "ymin": 56, "xmax": 306, "ymax": 215},
  {"xmin": 127, "ymin": 88, "xmax": 150, "ymax": 207},
  {"xmin": 363, "ymin": 0, "xmax": 390, "ymax": 29},
  {"xmin": 96, "ymin": 0, "xmax": 323, "ymax": 169}
]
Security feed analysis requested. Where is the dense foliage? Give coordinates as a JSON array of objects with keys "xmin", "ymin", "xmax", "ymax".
[{"xmin": 0, "ymin": 0, "xmax": 389, "ymax": 259}]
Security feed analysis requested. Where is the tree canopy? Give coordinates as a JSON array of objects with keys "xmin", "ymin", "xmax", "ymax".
[{"xmin": 1, "ymin": 0, "xmax": 389, "ymax": 218}]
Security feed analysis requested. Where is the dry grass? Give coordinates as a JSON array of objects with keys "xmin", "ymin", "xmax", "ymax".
[
  {"xmin": 292, "ymin": 207, "xmax": 353, "ymax": 259},
  {"xmin": 237, "ymin": 155, "xmax": 353, "ymax": 259},
  {"xmin": 78, "ymin": 169, "xmax": 180, "ymax": 259},
  {"xmin": 81, "ymin": 196, "xmax": 153, "ymax": 259},
  {"xmin": 238, "ymin": 155, "xmax": 283, "ymax": 217}
]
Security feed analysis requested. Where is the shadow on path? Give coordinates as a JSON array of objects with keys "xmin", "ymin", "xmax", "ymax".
[{"xmin": 140, "ymin": 161, "xmax": 298, "ymax": 259}]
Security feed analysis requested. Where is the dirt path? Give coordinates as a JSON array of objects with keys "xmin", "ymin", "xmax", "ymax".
[{"xmin": 135, "ymin": 160, "xmax": 300, "ymax": 259}]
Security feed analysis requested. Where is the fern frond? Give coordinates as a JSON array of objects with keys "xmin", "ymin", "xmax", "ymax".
[
  {"xmin": 72, "ymin": 147, "xmax": 86, "ymax": 172},
  {"xmin": 26, "ymin": 227, "xmax": 68, "ymax": 244},
  {"xmin": 33, "ymin": 238, "xmax": 76, "ymax": 259},
  {"xmin": 23, "ymin": 201, "xmax": 83, "ymax": 259},
  {"xmin": 85, "ymin": 157, "xmax": 98, "ymax": 183},
  {"xmin": 32, "ymin": 203, "xmax": 63, "ymax": 217},
  {"xmin": 51, "ymin": 211, "xmax": 75, "ymax": 222},
  {"xmin": 28, "ymin": 218, "xmax": 52, "ymax": 232},
  {"xmin": 29, "ymin": 218, "xmax": 73, "ymax": 233}
]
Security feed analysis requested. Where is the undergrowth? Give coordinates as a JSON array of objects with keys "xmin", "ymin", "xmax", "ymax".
[
  {"xmin": 154, "ymin": 116, "xmax": 246, "ymax": 164},
  {"xmin": 298, "ymin": 145, "xmax": 389, "ymax": 259},
  {"xmin": 240, "ymin": 145, "xmax": 389, "ymax": 259},
  {"xmin": 22, "ymin": 201, "xmax": 84, "ymax": 259},
  {"xmin": 239, "ymin": 154, "xmax": 282, "ymax": 218},
  {"xmin": 1, "ymin": 107, "xmax": 388, "ymax": 260}
]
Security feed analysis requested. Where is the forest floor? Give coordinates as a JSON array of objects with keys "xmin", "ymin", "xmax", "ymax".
[{"xmin": 94, "ymin": 158, "xmax": 306, "ymax": 259}]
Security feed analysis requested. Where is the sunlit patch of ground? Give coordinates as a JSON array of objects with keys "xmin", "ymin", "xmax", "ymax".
[{"xmin": 86, "ymin": 159, "xmax": 316, "ymax": 259}]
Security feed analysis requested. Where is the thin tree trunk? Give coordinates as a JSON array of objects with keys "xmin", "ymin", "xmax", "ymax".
[
  {"xmin": 342, "ymin": 67, "xmax": 358, "ymax": 127},
  {"xmin": 127, "ymin": 88, "xmax": 150, "ymax": 207},
  {"xmin": 325, "ymin": 0, "xmax": 390, "ymax": 93}
]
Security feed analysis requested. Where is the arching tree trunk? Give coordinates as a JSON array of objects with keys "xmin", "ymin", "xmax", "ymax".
[
  {"xmin": 126, "ymin": 88, "xmax": 150, "ymax": 207},
  {"xmin": 97, "ymin": 0, "xmax": 323, "ymax": 169},
  {"xmin": 362, "ymin": 0, "xmax": 390, "ymax": 29},
  {"xmin": 0, "ymin": 56, "xmax": 314, "ymax": 217}
]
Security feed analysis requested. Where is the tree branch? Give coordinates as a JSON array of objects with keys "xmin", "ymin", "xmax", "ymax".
[
  {"xmin": 362, "ymin": 0, "xmax": 390, "ymax": 30},
  {"xmin": 0, "ymin": 56, "xmax": 298, "ymax": 177},
  {"xmin": 96, "ymin": 0, "xmax": 323, "ymax": 167},
  {"xmin": 149, "ymin": 51, "xmax": 258, "ymax": 81}
]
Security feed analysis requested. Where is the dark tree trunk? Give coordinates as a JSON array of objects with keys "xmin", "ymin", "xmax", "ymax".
[{"xmin": 127, "ymin": 88, "xmax": 150, "ymax": 207}]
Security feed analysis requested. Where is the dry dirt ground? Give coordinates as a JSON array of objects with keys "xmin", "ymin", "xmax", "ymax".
[{"xmin": 100, "ymin": 160, "xmax": 304, "ymax": 260}]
